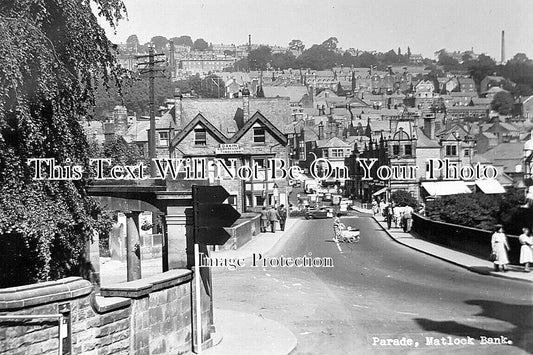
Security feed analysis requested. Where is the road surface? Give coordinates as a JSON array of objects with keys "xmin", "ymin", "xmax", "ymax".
[{"xmin": 212, "ymin": 213, "xmax": 533, "ymax": 354}]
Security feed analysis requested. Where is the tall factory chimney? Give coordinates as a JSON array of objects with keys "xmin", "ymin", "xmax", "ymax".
[
  {"xmin": 501, "ymin": 30, "xmax": 505, "ymax": 64},
  {"xmin": 248, "ymin": 34, "xmax": 251, "ymax": 53}
]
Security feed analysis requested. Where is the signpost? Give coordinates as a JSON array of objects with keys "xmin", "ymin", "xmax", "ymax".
[{"xmin": 191, "ymin": 185, "xmax": 241, "ymax": 353}]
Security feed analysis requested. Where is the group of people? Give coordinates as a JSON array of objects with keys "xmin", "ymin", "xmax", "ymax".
[
  {"xmin": 491, "ymin": 226, "xmax": 533, "ymax": 272},
  {"xmin": 381, "ymin": 202, "xmax": 415, "ymax": 233},
  {"xmin": 260, "ymin": 205, "xmax": 287, "ymax": 233}
]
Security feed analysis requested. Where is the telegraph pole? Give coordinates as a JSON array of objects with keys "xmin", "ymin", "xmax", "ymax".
[{"xmin": 137, "ymin": 47, "xmax": 166, "ymax": 176}]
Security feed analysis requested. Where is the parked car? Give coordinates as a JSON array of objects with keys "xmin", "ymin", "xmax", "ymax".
[{"xmin": 305, "ymin": 207, "xmax": 334, "ymax": 219}]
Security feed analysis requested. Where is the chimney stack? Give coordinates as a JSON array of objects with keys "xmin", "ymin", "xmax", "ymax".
[
  {"xmin": 501, "ymin": 30, "xmax": 505, "ymax": 64},
  {"xmin": 174, "ymin": 88, "xmax": 183, "ymax": 126},
  {"xmin": 242, "ymin": 88, "xmax": 250, "ymax": 120},
  {"xmin": 423, "ymin": 112, "xmax": 436, "ymax": 140},
  {"xmin": 169, "ymin": 40, "xmax": 175, "ymax": 79},
  {"xmin": 318, "ymin": 122, "xmax": 324, "ymax": 140}
]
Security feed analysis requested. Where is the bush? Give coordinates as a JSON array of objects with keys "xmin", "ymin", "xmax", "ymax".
[
  {"xmin": 391, "ymin": 190, "xmax": 418, "ymax": 208},
  {"xmin": 425, "ymin": 188, "xmax": 530, "ymax": 233}
]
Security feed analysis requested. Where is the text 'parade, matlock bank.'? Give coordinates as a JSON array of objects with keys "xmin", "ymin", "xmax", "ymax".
[{"xmin": 27, "ymin": 157, "xmax": 499, "ymax": 182}]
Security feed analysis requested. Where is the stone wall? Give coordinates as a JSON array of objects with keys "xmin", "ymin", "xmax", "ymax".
[
  {"xmin": 412, "ymin": 213, "xmax": 522, "ymax": 264},
  {"xmin": 220, "ymin": 213, "xmax": 261, "ymax": 250},
  {"xmin": 0, "ymin": 270, "xmax": 208, "ymax": 355}
]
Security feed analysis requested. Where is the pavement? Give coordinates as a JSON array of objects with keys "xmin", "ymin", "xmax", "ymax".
[
  {"xmin": 99, "ymin": 218, "xmax": 300, "ymax": 355},
  {"xmin": 352, "ymin": 206, "xmax": 533, "ymax": 283}
]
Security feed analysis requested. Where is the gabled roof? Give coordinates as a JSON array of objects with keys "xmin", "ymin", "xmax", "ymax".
[
  {"xmin": 123, "ymin": 119, "xmax": 150, "ymax": 143},
  {"xmin": 170, "ymin": 113, "xmax": 227, "ymax": 149},
  {"xmin": 316, "ymin": 136, "xmax": 351, "ymax": 148},
  {"xmin": 480, "ymin": 132, "xmax": 497, "ymax": 139},
  {"xmin": 479, "ymin": 142, "xmax": 524, "ymax": 172},
  {"xmin": 415, "ymin": 127, "xmax": 440, "ymax": 148},
  {"xmin": 437, "ymin": 123, "xmax": 470, "ymax": 141},
  {"xmin": 229, "ymin": 111, "xmax": 287, "ymax": 145},
  {"xmin": 175, "ymin": 97, "xmax": 293, "ymax": 136}
]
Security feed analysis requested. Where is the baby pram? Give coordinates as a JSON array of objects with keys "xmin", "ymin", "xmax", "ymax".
[{"xmin": 334, "ymin": 225, "xmax": 360, "ymax": 243}]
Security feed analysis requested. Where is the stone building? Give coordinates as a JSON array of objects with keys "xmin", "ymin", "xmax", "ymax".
[{"xmin": 169, "ymin": 93, "xmax": 293, "ymax": 212}]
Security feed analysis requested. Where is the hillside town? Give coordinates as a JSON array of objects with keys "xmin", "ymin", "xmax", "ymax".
[
  {"xmin": 87, "ymin": 33, "xmax": 533, "ymax": 210},
  {"xmin": 2, "ymin": 2, "xmax": 533, "ymax": 354}
]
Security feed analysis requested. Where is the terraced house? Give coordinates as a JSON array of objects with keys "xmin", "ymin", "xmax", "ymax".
[{"xmin": 169, "ymin": 92, "xmax": 293, "ymax": 212}]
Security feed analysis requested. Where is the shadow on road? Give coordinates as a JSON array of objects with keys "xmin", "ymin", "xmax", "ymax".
[{"xmin": 414, "ymin": 299, "xmax": 533, "ymax": 354}]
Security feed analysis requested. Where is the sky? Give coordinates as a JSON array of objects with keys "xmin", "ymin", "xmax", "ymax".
[{"xmin": 100, "ymin": 0, "xmax": 533, "ymax": 60}]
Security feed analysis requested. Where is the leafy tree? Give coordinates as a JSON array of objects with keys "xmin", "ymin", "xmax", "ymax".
[
  {"xmin": 407, "ymin": 46, "xmax": 411, "ymax": 57},
  {"xmin": 391, "ymin": 190, "xmax": 418, "ymax": 208},
  {"xmin": 176, "ymin": 74, "xmax": 225, "ymax": 98},
  {"xmin": 248, "ymin": 46, "xmax": 272, "ymax": 70},
  {"xmin": 171, "ymin": 35, "xmax": 193, "ymax": 48},
  {"xmin": 150, "ymin": 35, "xmax": 168, "ymax": 53},
  {"xmin": 0, "ymin": 0, "xmax": 126, "ymax": 287},
  {"xmin": 467, "ymin": 54, "xmax": 497, "ymax": 88},
  {"xmin": 425, "ymin": 189, "xmax": 528, "ymax": 233},
  {"xmin": 297, "ymin": 44, "xmax": 338, "ymax": 70},
  {"xmin": 491, "ymin": 91, "xmax": 515, "ymax": 115},
  {"xmin": 271, "ymin": 52, "xmax": 297, "ymax": 70},
  {"xmin": 193, "ymin": 38, "xmax": 209, "ymax": 51},
  {"xmin": 93, "ymin": 74, "xmax": 175, "ymax": 118},
  {"xmin": 126, "ymin": 34, "xmax": 140, "ymax": 51},
  {"xmin": 438, "ymin": 52, "xmax": 460, "ymax": 71},
  {"xmin": 356, "ymin": 52, "xmax": 378, "ymax": 68},
  {"xmin": 289, "ymin": 39, "xmax": 305, "ymax": 53},
  {"xmin": 321, "ymin": 37, "xmax": 339, "ymax": 51}
]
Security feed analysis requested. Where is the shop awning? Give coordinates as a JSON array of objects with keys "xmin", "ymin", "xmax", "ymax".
[
  {"xmin": 475, "ymin": 179, "xmax": 506, "ymax": 194},
  {"xmin": 372, "ymin": 187, "xmax": 388, "ymax": 196},
  {"xmin": 421, "ymin": 181, "xmax": 472, "ymax": 196}
]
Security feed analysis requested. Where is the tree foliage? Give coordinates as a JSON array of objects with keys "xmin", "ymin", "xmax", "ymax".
[
  {"xmin": 425, "ymin": 189, "xmax": 527, "ymax": 234},
  {"xmin": 491, "ymin": 91, "xmax": 515, "ymax": 115},
  {"xmin": 391, "ymin": 190, "xmax": 418, "ymax": 208},
  {"xmin": 170, "ymin": 35, "xmax": 193, "ymax": 48},
  {"xmin": 193, "ymin": 38, "xmax": 209, "ymax": 51},
  {"xmin": 0, "ymin": 0, "xmax": 126, "ymax": 287},
  {"xmin": 150, "ymin": 35, "xmax": 168, "ymax": 53}
]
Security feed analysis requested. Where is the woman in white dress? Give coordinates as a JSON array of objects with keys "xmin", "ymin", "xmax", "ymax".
[
  {"xmin": 519, "ymin": 227, "xmax": 533, "ymax": 272},
  {"xmin": 491, "ymin": 225, "xmax": 510, "ymax": 272}
]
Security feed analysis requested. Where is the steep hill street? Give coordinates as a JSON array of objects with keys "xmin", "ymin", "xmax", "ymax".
[{"xmin": 211, "ymin": 214, "xmax": 533, "ymax": 354}]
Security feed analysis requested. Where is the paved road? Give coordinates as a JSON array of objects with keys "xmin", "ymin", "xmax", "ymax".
[{"xmin": 212, "ymin": 213, "xmax": 533, "ymax": 354}]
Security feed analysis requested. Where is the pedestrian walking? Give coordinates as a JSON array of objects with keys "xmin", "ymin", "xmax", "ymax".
[
  {"xmin": 278, "ymin": 204, "xmax": 287, "ymax": 231},
  {"xmin": 260, "ymin": 207, "xmax": 268, "ymax": 233},
  {"xmin": 402, "ymin": 204, "xmax": 414, "ymax": 233},
  {"xmin": 392, "ymin": 203, "xmax": 401, "ymax": 228},
  {"xmin": 519, "ymin": 227, "xmax": 533, "ymax": 272},
  {"xmin": 383, "ymin": 203, "xmax": 393, "ymax": 230},
  {"xmin": 372, "ymin": 199, "xmax": 378, "ymax": 215},
  {"xmin": 491, "ymin": 225, "xmax": 510, "ymax": 272},
  {"xmin": 379, "ymin": 200, "xmax": 386, "ymax": 218},
  {"xmin": 267, "ymin": 206, "xmax": 280, "ymax": 233}
]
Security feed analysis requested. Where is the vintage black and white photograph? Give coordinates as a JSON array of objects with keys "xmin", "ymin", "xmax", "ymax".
[{"xmin": 1, "ymin": 0, "xmax": 533, "ymax": 354}]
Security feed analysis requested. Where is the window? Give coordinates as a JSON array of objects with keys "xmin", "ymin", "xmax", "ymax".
[
  {"xmin": 404, "ymin": 144, "xmax": 412, "ymax": 156},
  {"xmin": 159, "ymin": 131, "xmax": 169, "ymax": 146},
  {"xmin": 331, "ymin": 149, "xmax": 344, "ymax": 158},
  {"xmin": 194, "ymin": 127, "xmax": 206, "ymax": 145},
  {"xmin": 464, "ymin": 149, "xmax": 470, "ymax": 157},
  {"xmin": 445, "ymin": 145, "xmax": 457, "ymax": 156},
  {"xmin": 254, "ymin": 158, "xmax": 266, "ymax": 168},
  {"xmin": 393, "ymin": 145, "xmax": 400, "ymax": 156},
  {"xmin": 253, "ymin": 127, "xmax": 265, "ymax": 143},
  {"xmin": 227, "ymin": 195, "xmax": 237, "ymax": 206}
]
